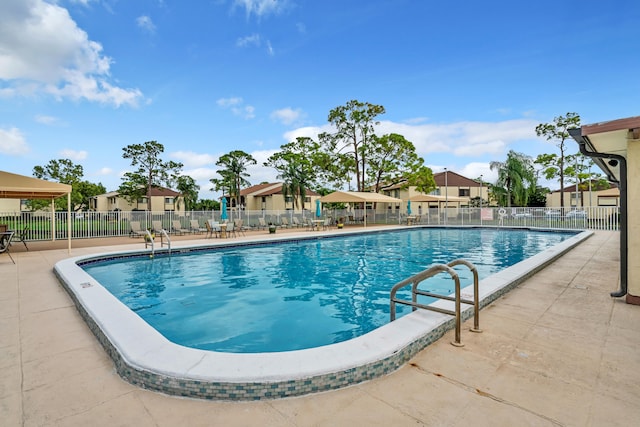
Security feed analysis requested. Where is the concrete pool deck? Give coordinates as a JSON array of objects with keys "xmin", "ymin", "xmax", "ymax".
[{"xmin": 1, "ymin": 228, "xmax": 639, "ymax": 425}]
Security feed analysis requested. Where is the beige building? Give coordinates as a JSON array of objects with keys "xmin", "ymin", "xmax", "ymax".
[
  {"xmin": 569, "ymin": 115, "xmax": 638, "ymax": 305},
  {"xmin": 545, "ymin": 182, "xmax": 619, "ymax": 208},
  {"xmin": 90, "ymin": 187, "xmax": 184, "ymax": 213},
  {"xmin": 238, "ymin": 183, "xmax": 321, "ymax": 211},
  {"xmin": 0, "ymin": 199, "xmax": 21, "ymax": 213},
  {"xmin": 380, "ymin": 171, "xmax": 489, "ymax": 215}
]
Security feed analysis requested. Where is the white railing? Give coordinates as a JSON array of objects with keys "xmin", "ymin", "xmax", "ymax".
[{"xmin": 0, "ymin": 206, "xmax": 620, "ymax": 241}]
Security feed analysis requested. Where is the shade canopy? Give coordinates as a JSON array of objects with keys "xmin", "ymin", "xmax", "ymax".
[
  {"xmin": 0, "ymin": 170, "xmax": 72, "ymax": 199},
  {"xmin": 318, "ymin": 191, "xmax": 402, "ymax": 204},
  {"xmin": 318, "ymin": 191, "xmax": 402, "ymax": 227},
  {"xmin": 0, "ymin": 170, "xmax": 72, "ymax": 252}
]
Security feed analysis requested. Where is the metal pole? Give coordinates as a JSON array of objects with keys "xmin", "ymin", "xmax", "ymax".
[
  {"xmin": 589, "ymin": 162, "xmax": 593, "ymax": 208},
  {"xmin": 444, "ymin": 168, "xmax": 448, "ymax": 225},
  {"xmin": 479, "ymin": 174, "xmax": 483, "ymax": 226},
  {"xmin": 574, "ymin": 155, "xmax": 579, "ymax": 209}
]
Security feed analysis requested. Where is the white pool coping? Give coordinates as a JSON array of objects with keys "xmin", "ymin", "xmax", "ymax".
[{"xmin": 53, "ymin": 227, "xmax": 593, "ymax": 394}]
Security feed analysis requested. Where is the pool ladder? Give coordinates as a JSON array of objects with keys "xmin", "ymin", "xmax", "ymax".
[
  {"xmin": 389, "ymin": 259, "xmax": 482, "ymax": 347},
  {"xmin": 144, "ymin": 229, "xmax": 171, "ymax": 256}
]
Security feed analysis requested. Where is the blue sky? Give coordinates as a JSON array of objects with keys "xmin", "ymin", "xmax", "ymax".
[{"xmin": 1, "ymin": 0, "xmax": 639, "ymax": 200}]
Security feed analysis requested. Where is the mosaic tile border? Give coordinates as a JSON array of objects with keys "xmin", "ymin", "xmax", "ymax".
[{"xmin": 54, "ymin": 228, "xmax": 591, "ymax": 400}]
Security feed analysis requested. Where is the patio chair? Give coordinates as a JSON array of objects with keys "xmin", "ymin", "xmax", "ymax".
[
  {"xmin": 280, "ymin": 217, "xmax": 291, "ymax": 228},
  {"xmin": 234, "ymin": 219, "xmax": 246, "ymax": 236},
  {"xmin": 292, "ymin": 217, "xmax": 302, "ymax": 228},
  {"xmin": 172, "ymin": 220, "xmax": 189, "ymax": 235},
  {"xmin": 306, "ymin": 218, "xmax": 317, "ymax": 231},
  {"xmin": 225, "ymin": 221, "xmax": 237, "ymax": 238},
  {"xmin": 129, "ymin": 221, "xmax": 147, "ymax": 238},
  {"xmin": 0, "ymin": 231, "xmax": 15, "ymax": 264},
  {"xmin": 322, "ymin": 218, "xmax": 331, "ymax": 230},
  {"xmin": 190, "ymin": 219, "xmax": 207, "ymax": 234},
  {"xmin": 206, "ymin": 220, "xmax": 221, "ymax": 238},
  {"xmin": 12, "ymin": 225, "xmax": 29, "ymax": 250}
]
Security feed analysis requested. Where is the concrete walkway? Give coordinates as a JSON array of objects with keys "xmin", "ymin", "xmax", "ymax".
[{"xmin": 1, "ymin": 230, "xmax": 638, "ymax": 426}]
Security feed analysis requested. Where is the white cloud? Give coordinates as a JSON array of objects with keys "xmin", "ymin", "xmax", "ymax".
[
  {"xmin": 283, "ymin": 125, "xmax": 333, "ymax": 142},
  {"xmin": 216, "ymin": 97, "xmax": 243, "ymax": 107},
  {"xmin": 217, "ymin": 97, "xmax": 255, "ymax": 119},
  {"xmin": 232, "ymin": 0, "xmax": 291, "ymax": 19},
  {"xmin": 0, "ymin": 127, "xmax": 29, "ymax": 155},
  {"xmin": 136, "ymin": 15, "xmax": 156, "ymax": 33},
  {"xmin": 236, "ymin": 34, "xmax": 261, "ymax": 47},
  {"xmin": 236, "ymin": 33, "xmax": 274, "ymax": 55},
  {"xmin": 0, "ymin": 0, "xmax": 144, "ymax": 107},
  {"xmin": 34, "ymin": 114, "xmax": 58, "ymax": 125},
  {"xmin": 97, "ymin": 167, "xmax": 113, "ymax": 175},
  {"xmin": 59, "ymin": 148, "xmax": 88, "ymax": 161},
  {"xmin": 375, "ymin": 118, "xmax": 538, "ymax": 157},
  {"xmin": 271, "ymin": 107, "xmax": 304, "ymax": 126},
  {"xmin": 458, "ymin": 162, "xmax": 495, "ymax": 183},
  {"xmin": 170, "ymin": 150, "xmax": 217, "ymax": 167},
  {"xmin": 246, "ymin": 149, "xmax": 279, "ymax": 183}
]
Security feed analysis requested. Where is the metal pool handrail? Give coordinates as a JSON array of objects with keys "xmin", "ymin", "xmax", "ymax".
[
  {"xmin": 389, "ymin": 259, "xmax": 482, "ymax": 346},
  {"xmin": 144, "ymin": 229, "xmax": 171, "ymax": 256}
]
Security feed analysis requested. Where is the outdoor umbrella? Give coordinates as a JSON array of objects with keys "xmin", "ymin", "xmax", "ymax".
[
  {"xmin": 315, "ymin": 199, "xmax": 321, "ymax": 218},
  {"xmin": 221, "ymin": 197, "xmax": 228, "ymax": 220},
  {"xmin": 407, "ymin": 200, "xmax": 412, "ymax": 215}
]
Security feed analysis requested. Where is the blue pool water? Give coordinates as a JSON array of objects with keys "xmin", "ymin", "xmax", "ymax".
[{"xmin": 82, "ymin": 228, "xmax": 575, "ymax": 353}]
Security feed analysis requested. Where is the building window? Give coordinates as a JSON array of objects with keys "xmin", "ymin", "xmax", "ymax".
[
  {"xmin": 165, "ymin": 197, "xmax": 173, "ymax": 204},
  {"xmin": 459, "ymin": 188, "xmax": 470, "ymax": 197}
]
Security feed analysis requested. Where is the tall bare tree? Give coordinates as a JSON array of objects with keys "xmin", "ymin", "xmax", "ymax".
[
  {"xmin": 119, "ymin": 141, "xmax": 183, "ymax": 211},
  {"xmin": 535, "ymin": 112, "xmax": 581, "ymax": 208},
  {"xmin": 318, "ymin": 100, "xmax": 385, "ymax": 192}
]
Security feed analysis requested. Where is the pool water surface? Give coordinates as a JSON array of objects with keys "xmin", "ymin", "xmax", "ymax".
[{"xmin": 82, "ymin": 227, "xmax": 576, "ymax": 353}]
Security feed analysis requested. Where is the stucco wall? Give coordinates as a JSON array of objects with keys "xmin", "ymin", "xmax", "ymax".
[{"xmin": 626, "ymin": 139, "xmax": 640, "ymax": 299}]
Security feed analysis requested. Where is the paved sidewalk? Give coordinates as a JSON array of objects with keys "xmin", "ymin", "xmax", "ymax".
[{"xmin": 1, "ymin": 230, "xmax": 638, "ymax": 426}]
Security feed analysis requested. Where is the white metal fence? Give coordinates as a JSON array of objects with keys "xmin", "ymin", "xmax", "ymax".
[{"xmin": 0, "ymin": 206, "xmax": 620, "ymax": 241}]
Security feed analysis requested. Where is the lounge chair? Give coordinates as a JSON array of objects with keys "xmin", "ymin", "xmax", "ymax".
[
  {"xmin": 291, "ymin": 217, "xmax": 302, "ymax": 228},
  {"xmin": 152, "ymin": 220, "xmax": 164, "ymax": 233},
  {"xmin": 0, "ymin": 231, "xmax": 15, "ymax": 264},
  {"xmin": 190, "ymin": 219, "xmax": 207, "ymax": 234},
  {"xmin": 258, "ymin": 218, "xmax": 267, "ymax": 230},
  {"xmin": 172, "ymin": 220, "xmax": 190, "ymax": 235},
  {"xmin": 280, "ymin": 217, "xmax": 290, "ymax": 228},
  {"xmin": 129, "ymin": 221, "xmax": 147, "ymax": 238}
]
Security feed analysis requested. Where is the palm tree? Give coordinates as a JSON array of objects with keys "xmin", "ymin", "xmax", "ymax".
[
  {"xmin": 276, "ymin": 158, "xmax": 315, "ymax": 211},
  {"xmin": 176, "ymin": 175, "xmax": 199, "ymax": 211},
  {"xmin": 490, "ymin": 150, "xmax": 536, "ymax": 207},
  {"xmin": 264, "ymin": 140, "xmax": 317, "ymax": 211},
  {"xmin": 215, "ymin": 150, "xmax": 256, "ymax": 208}
]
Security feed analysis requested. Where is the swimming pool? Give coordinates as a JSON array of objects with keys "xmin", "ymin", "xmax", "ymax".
[
  {"xmin": 82, "ymin": 228, "xmax": 576, "ymax": 353},
  {"xmin": 55, "ymin": 226, "xmax": 592, "ymax": 400}
]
